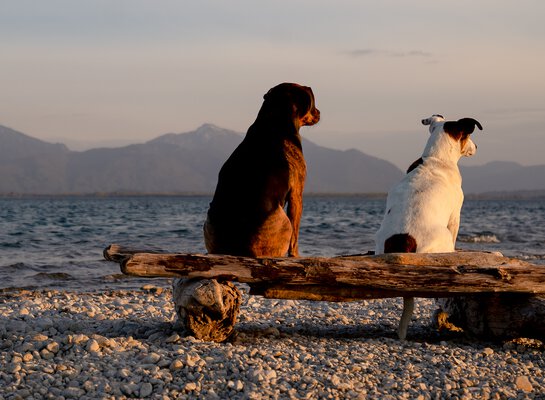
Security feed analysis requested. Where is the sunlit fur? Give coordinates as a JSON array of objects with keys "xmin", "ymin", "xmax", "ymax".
[
  {"xmin": 375, "ymin": 115, "xmax": 480, "ymax": 254},
  {"xmin": 204, "ymin": 83, "xmax": 320, "ymax": 258}
]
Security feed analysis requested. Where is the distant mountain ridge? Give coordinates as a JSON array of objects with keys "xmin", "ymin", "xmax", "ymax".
[
  {"xmin": 1, "ymin": 123, "xmax": 544, "ymax": 195},
  {"xmin": 0, "ymin": 123, "xmax": 403, "ymax": 195},
  {"xmin": 460, "ymin": 162, "xmax": 545, "ymax": 193}
]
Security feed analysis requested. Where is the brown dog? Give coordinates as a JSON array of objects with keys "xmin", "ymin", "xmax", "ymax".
[{"xmin": 204, "ymin": 83, "xmax": 320, "ymax": 257}]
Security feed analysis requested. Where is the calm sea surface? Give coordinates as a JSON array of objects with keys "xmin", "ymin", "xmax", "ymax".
[{"xmin": 1, "ymin": 196, "xmax": 544, "ymax": 291}]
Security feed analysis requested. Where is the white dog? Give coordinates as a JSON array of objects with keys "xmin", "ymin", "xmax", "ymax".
[{"xmin": 375, "ymin": 114, "xmax": 483, "ymax": 339}]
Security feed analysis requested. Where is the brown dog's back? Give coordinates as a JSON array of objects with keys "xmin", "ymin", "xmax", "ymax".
[
  {"xmin": 204, "ymin": 83, "xmax": 320, "ymax": 257},
  {"xmin": 204, "ymin": 130, "xmax": 297, "ymax": 256}
]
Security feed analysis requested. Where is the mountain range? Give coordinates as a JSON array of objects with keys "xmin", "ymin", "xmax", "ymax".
[{"xmin": 1, "ymin": 124, "xmax": 544, "ymax": 196}]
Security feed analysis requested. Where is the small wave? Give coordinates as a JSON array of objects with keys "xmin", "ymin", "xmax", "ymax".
[
  {"xmin": 519, "ymin": 254, "xmax": 545, "ymax": 261},
  {"xmin": 458, "ymin": 234, "xmax": 500, "ymax": 243},
  {"xmin": 103, "ymin": 273, "xmax": 132, "ymax": 282},
  {"xmin": 2, "ymin": 263, "xmax": 27, "ymax": 270},
  {"xmin": 1, "ymin": 241, "xmax": 23, "ymax": 248},
  {"xmin": 32, "ymin": 272, "xmax": 75, "ymax": 281}
]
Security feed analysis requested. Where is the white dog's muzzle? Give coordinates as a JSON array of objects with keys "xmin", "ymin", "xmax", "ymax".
[{"xmin": 462, "ymin": 138, "xmax": 477, "ymax": 157}]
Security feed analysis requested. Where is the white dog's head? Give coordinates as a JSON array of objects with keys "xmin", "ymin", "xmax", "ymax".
[{"xmin": 421, "ymin": 115, "xmax": 483, "ymax": 162}]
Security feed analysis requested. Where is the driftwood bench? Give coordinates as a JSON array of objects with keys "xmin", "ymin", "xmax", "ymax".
[{"xmin": 104, "ymin": 244, "xmax": 545, "ymax": 342}]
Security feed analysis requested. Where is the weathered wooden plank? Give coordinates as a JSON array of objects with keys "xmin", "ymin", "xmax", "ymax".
[
  {"xmin": 105, "ymin": 245, "xmax": 545, "ymax": 340},
  {"xmin": 249, "ymin": 284, "xmax": 414, "ymax": 301},
  {"xmin": 103, "ymin": 244, "xmax": 163, "ymax": 263},
  {"xmin": 113, "ymin": 248, "xmax": 545, "ymax": 298}
]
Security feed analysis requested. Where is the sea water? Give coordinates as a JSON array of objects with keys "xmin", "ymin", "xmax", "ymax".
[{"xmin": 0, "ymin": 196, "xmax": 544, "ymax": 291}]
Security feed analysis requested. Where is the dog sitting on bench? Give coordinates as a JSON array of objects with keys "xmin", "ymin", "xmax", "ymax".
[
  {"xmin": 172, "ymin": 83, "xmax": 320, "ymax": 341},
  {"xmin": 375, "ymin": 114, "xmax": 483, "ymax": 339},
  {"xmin": 204, "ymin": 82, "xmax": 320, "ymax": 257}
]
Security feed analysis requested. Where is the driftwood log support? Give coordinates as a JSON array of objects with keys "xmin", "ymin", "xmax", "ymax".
[
  {"xmin": 171, "ymin": 278, "xmax": 242, "ymax": 342},
  {"xmin": 104, "ymin": 244, "xmax": 545, "ymax": 342}
]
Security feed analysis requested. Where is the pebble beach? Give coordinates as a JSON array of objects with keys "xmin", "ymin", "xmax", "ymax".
[{"xmin": 1, "ymin": 285, "xmax": 544, "ymax": 400}]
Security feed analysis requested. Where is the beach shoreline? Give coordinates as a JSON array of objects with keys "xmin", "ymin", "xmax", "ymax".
[{"xmin": 1, "ymin": 287, "xmax": 543, "ymax": 399}]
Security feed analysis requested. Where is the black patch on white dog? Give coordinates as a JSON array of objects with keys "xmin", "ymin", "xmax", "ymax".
[
  {"xmin": 406, "ymin": 158, "xmax": 424, "ymax": 174},
  {"xmin": 443, "ymin": 118, "xmax": 483, "ymax": 138},
  {"xmin": 384, "ymin": 234, "xmax": 417, "ymax": 253}
]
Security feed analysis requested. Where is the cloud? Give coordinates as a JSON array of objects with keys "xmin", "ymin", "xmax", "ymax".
[{"xmin": 346, "ymin": 48, "xmax": 433, "ymax": 58}]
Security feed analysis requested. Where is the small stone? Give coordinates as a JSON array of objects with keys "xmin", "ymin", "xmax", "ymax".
[
  {"xmin": 166, "ymin": 333, "xmax": 180, "ymax": 343},
  {"xmin": 46, "ymin": 341, "xmax": 60, "ymax": 354},
  {"xmin": 40, "ymin": 349, "xmax": 54, "ymax": 360},
  {"xmin": 118, "ymin": 369, "xmax": 131, "ymax": 378},
  {"xmin": 185, "ymin": 354, "xmax": 200, "ymax": 367},
  {"xmin": 11, "ymin": 355, "xmax": 23, "ymax": 364},
  {"xmin": 141, "ymin": 284, "xmax": 159, "ymax": 292},
  {"xmin": 32, "ymin": 334, "xmax": 48, "ymax": 342},
  {"xmin": 20, "ymin": 389, "xmax": 34, "ymax": 398},
  {"xmin": 143, "ymin": 352, "xmax": 161, "ymax": 364},
  {"xmin": 43, "ymin": 366, "xmax": 54, "ymax": 374},
  {"xmin": 121, "ymin": 384, "xmax": 134, "ymax": 396},
  {"xmin": 87, "ymin": 339, "xmax": 100, "ymax": 352},
  {"xmin": 184, "ymin": 382, "xmax": 197, "ymax": 391},
  {"xmin": 483, "ymin": 347, "xmax": 494, "ymax": 356},
  {"xmin": 262, "ymin": 327, "xmax": 280, "ymax": 336},
  {"xmin": 515, "ymin": 376, "xmax": 533, "ymax": 392},
  {"xmin": 35, "ymin": 317, "xmax": 54, "ymax": 330},
  {"xmin": 263, "ymin": 369, "xmax": 277, "ymax": 381},
  {"xmin": 21, "ymin": 342, "xmax": 34, "ymax": 352},
  {"xmin": 8, "ymin": 363, "xmax": 21, "ymax": 373},
  {"xmin": 140, "ymin": 382, "xmax": 153, "ymax": 397},
  {"xmin": 83, "ymin": 380, "xmax": 95, "ymax": 392},
  {"xmin": 63, "ymin": 387, "xmax": 85, "ymax": 398},
  {"xmin": 20, "ymin": 308, "xmax": 30, "ymax": 316},
  {"xmin": 73, "ymin": 334, "xmax": 89, "ymax": 345},
  {"xmin": 23, "ymin": 353, "xmax": 33, "ymax": 362},
  {"xmin": 170, "ymin": 360, "xmax": 184, "ymax": 371}
]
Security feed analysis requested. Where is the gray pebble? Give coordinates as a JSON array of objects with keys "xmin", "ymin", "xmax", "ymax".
[{"xmin": 140, "ymin": 382, "xmax": 154, "ymax": 397}]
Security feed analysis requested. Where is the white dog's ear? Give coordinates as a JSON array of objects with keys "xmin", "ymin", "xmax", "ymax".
[
  {"xmin": 421, "ymin": 114, "xmax": 444, "ymax": 126},
  {"xmin": 444, "ymin": 118, "xmax": 483, "ymax": 137},
  {"xmin": 458, "ymin": 118, "xmax": 483, "ymax": 134}
]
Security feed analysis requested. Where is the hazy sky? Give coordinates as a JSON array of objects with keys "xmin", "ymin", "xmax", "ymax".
[{"xmin": 2, "ymin": 0, "xmax": 544, "ymax": 168}]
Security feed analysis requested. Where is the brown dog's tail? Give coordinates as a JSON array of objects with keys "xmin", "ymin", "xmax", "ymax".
[{"xmin": 384, "ymin": 233, "xmax": 417, "ymax": 253}]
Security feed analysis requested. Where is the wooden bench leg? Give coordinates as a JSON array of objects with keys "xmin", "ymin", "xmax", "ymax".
[
  {"xmin": 435, "ymin": 294, "xmax": 545, "ymax": 340},
  {"xmin": 398, "ymin": 296, "xmax": 414, "ymax": 340},
  {"xmin": 172, "ymin": 278, "xmax": 242, "ymax": 342}
]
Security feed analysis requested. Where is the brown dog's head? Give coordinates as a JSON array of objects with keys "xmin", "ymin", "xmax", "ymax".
[{"xmin": 262, "ymin": 83, "xmax": 320, "ymax": 127}]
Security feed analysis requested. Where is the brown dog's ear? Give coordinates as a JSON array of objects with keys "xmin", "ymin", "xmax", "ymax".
[
  {"xmin": 263, "ymin": 87, "xmax": 276, "ymax": 101},
  {"xmin": 292, "ymin": 86, "xmax": 313, "ymax": 119},
  {"xmin": 444, "ymin": 118, "xmax": 483, "ymax": 140},
  {"xmin": 262, "ymin": 83, "xmax": 313, "ymax": 120}
]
